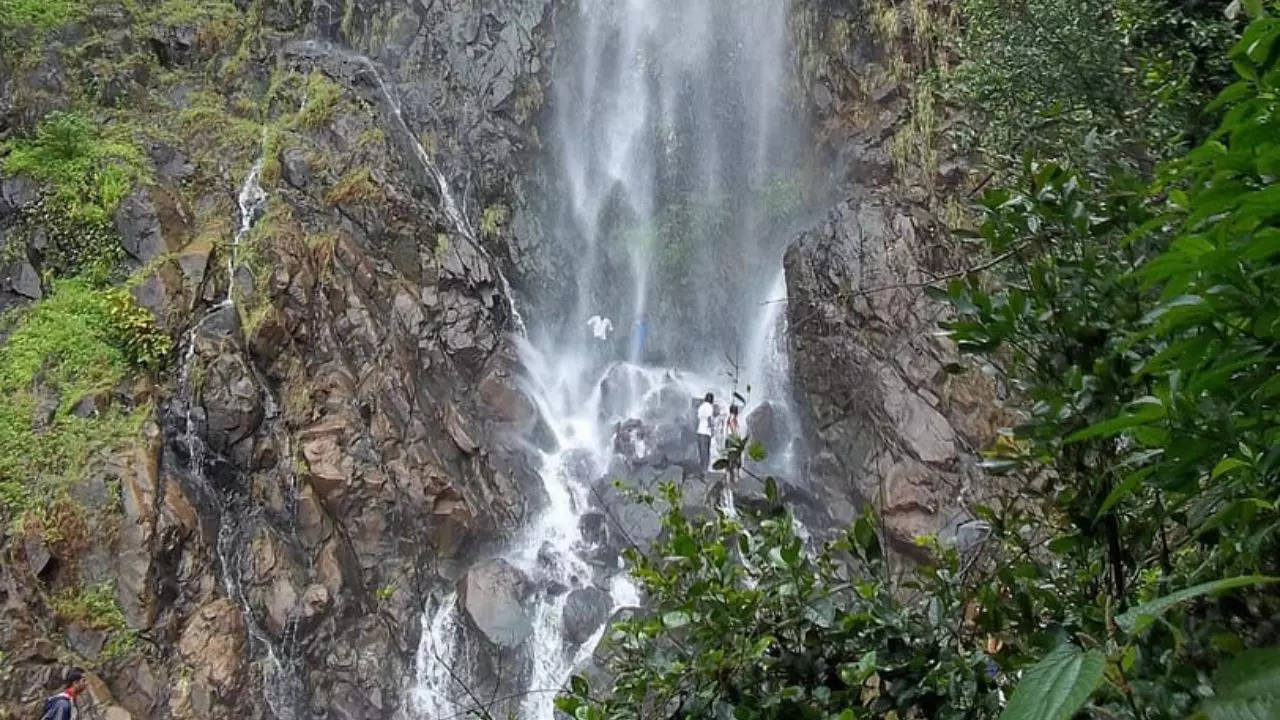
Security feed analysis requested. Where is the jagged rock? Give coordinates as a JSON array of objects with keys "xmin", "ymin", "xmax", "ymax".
[
  {"xmin": 562, "ymin": 586, "xmax": 611, "ymax": 646},
  {"xmin": 66, "ymin": 623, "xmax": 108, "ymax": 660},
  {"xmin": 72, "ymin": 391, "xmax": 111, "ymax": 418},
  {"xmin": 745, "ymin": 401, "xmax": 786, "ymax": 453},
  {"xmin": 5, "ymin": 261, "xmax": 41, "ymax": 299},
  {"xmin": 458, "ymin": 558, "xmax": 534, "ymax": 648},
  {"xmin": 280, "ymin": 146, "xmax": 312, "ymax": 188},
  {"xmin": 114, "ymin": 189, "xmax": 168, "ymax": 264},
  {"xmin": 785, "ymin": 194, "xmax": 1001, "ymax": 551},
  {"xmin": 22, "ymin": 536, "xmax": 50, "ymax": 576},
  {"xmin": 0, "ymin": 176, "xmax": 36, "ymax": 214},
  {"xmin": 177, "ymin": 599, "xmax": 246, "ymax": 696},
  {"xmin": 148, "ymin": 26, "xmax": 198, "ymax": 67}
]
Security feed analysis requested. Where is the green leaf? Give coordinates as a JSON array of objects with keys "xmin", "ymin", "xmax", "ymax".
[
  {"xmin": 1065, "ymin": 397, "xmax": 1165, "ymax": 443},
  {"xmin": 1201, "ymin": 648, "xmax": 1280, "ymax": 720},
  {"xmin": 662, "ymin": 611, "xmax": 691, "ymax": 629},
  {"xmin": 1212, "ymin": 457, "xmax": 1251, "ymax": 479},
  {"xmin": 1117, "ymin": 576, "xmax": 1279, "ymax": 634},
  {"xmin": 998, "ymin": 644, "xmax": 1105, "ymax": 720},
  {"xmin": 570, "ymin": 674, "xmax": 590, "ymax": 697}
]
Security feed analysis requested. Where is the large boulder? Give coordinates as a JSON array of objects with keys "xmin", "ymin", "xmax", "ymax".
[
  {"xmin": 562, "ymin": 586, "xmax": 612, "ymax": 646},
  {"xmin": 458, "ymin": 559, "xmax": 535, "ymax": 648},
  {"xmin": 785, "ymin": 194, "xmax": 1004, "ymax": 551}
]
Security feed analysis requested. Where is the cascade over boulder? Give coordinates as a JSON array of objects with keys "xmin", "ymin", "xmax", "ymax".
[
  {"xmin": 562, "ymin": 586, "xmax": 612, "ymax": 646},
  {"xmin": 458, "ymin": 559, "xmax": 535, "ymax": 648}
]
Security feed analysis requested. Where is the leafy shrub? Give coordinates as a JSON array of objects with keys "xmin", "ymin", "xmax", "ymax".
[
  {"xmin": 53, "ymin": 580, "xmax": 137, "ymax": 662},
  {"xmin": 297, "ymin": 71, "xmax": 344, "ymax": 130},
  {"xmin": 0, "ymin": 0, "xmax": 79, "ymax": 29},
  {"xmin": 2, "ymin": 112, "xmax": 149, "ymax": 226},
  {"xmin": 0, "ymin": 280, "xmax": 161, "ymax": 515}
]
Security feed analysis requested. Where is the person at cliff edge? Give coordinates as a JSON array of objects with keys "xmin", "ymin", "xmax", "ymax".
[
  {"xmin": 42, "ymin": 667, "xmax": 87, "ymax": 720},
  {"xmin": 696, "ymin": 392, "xmax": 715, "ymax": 474}
]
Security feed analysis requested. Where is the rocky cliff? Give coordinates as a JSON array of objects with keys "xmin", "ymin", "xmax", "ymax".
[
  {"xmin": 0, "ymin": 0, "xmax": 1004, "ymax": 717},
  {"xmin": 783, "ymin": 2, "xmax": 1006, "ymax": 557},
  {"xmin": 0, "ymin": 1, "xmax": 557, "ymax": 717}
]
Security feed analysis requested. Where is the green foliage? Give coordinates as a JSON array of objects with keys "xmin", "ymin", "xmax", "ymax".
[
  {"xmin": 53, "ymin": 580, "xmax": 137, "ymax": 662},
  {"xmin": 297, "ymin": 71, "xmax": 344, "ymax": 130},
  {"xmin": 0, "ymin": 0, "xmax": 79, "ymax": 29},
  {"xmin": 0, "ymin": 280, "xmax": 158, "ymax": 515},
  {"xmin": 937, "ymin": 6, "xmax": 1280, "ymax": 716},
  {"xmin": 480, "ymin": 204, "xmax": 509, "ymax": 237},
  {"xmin": 998, "ymin": 644, "xmax": 1104, "ymax": 720},
  {"xmin": 2, "ymin": 112, "xmax": 149, "ymax": 226},
  {"xmin": 950, "ymin": 0, "xmax": 1240, "ymax": 173},
  {"xmin": 559, "ymin": 494, "xmax": 1008, "ymax": 719}
]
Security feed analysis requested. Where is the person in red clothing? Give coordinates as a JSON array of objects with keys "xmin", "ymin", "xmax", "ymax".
[{"xmin": 41, "ymin": 667, "xmax": 86, "ymax": 720}]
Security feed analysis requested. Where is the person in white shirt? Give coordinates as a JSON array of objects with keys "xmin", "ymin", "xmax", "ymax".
[
  {"xmin": 586, "ymin": 314, "xmax": 613, "ymax": 341},
  {"xmin": 696, "ymin": 392, "xmax": 714, "ymax": 474}
]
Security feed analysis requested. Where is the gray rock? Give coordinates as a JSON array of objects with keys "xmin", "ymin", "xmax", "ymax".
[
  {"xmin": 458, "ymin": 558, "xmax": 534, "ymax": 648},
  {"xmin": 8, "ymin": 261, "xmax": 42, "ymax": 299},
  {"xmin": 0, "ymin": 176, "xmax": 37, "ymax": 214},
  {"xmin": 280, "ymin": 146, "xmax": 311, "ymax": 188},
  {"xmin": 745, "ymin": 401, "xmax": 785, "ymax": 453},
  {"xmin": 562, "ymin": 586, "xmax": 611, "ymax": 646},
  {"xmin": 114, "ymin": 189, "xmax": 168, "ymax": 263},
  {"xmin": 67, "ymin": 624, "xmax": 109, "ymax": 660}
]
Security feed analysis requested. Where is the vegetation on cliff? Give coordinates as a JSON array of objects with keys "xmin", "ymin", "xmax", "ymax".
[{"xmin": 560, "ymin": 3, "xmax": 1279, "ymax": 719}]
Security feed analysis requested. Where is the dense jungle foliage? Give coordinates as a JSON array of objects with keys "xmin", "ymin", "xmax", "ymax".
[{"xmin": 559, "ymin": 2, "xmax": 1280, "ymax": 719}]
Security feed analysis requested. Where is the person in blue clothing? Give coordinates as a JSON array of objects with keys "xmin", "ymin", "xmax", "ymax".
[
  {"xmin": 630, "ymin": 312, "xmax": 648, "ymax": 362},
  {"xmin": 41, "ymin": 667, "xmax": 86, "ymax": 720}
]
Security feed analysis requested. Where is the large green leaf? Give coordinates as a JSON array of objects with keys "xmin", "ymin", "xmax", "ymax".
[
  {"xmin": 1117, "ymin": 576, "xmax": 1279, "ymax": 634},
  {"xmin": 998, "ymin": 644, "xmax": 1105, "ymax": 720},
  {"xmin": 1200, "ymin": 648, "xmax": 1280, "ymax": 720}
]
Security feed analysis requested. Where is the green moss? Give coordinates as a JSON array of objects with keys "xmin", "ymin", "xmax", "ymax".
[
  {"xmin": 2, "ymin": 112, "xmax": 150, "ymax": 226},
  {"xmin": 325, "ymin": 167, "xmax": 380, "ymax": 206},
  {"xmin": 53, "ymin": 580, "xmax": 138, "ymax": 662},
  {"xmin": 140, "ymin": 0, "xmax": 242, "ymax": 53},
  {"xmin": 0, "ymin": 0, "xmax": 80, "ymax": 29},
  {"xmin": 480, "ymin": 204, "xmax": 509, "ymax": 237},
  {"xmin": 0, "ymin": 280, "xmax": 162, "ymax": 514},
  {"xmin": 297, "ymin": 71, "xmax": 344, "ymax": 130}
]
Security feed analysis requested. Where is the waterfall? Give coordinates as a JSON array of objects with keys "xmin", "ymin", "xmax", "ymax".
[
  {"xmin": 175, "ymin": 155, "xmax": 304, "ymax": 720},
  {"xmin": 409, "ymin": 1, "xmax": 818, "ymax": 717}
]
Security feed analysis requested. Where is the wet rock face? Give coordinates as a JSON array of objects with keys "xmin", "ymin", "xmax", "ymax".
[
  {"xmin": 563, "ymin": 586, "xmax": 611, "ymax": 646},
  {"xmin": 0, "ymin": 0, "xmax": 562, "ymax": 716},
  {"xmin": 459, "ymin": 559, "xmax": 535, "ymax": 648},
  {"xmin": 784, "ymin": 193, "xmax": 1006, "ymax": 553}
]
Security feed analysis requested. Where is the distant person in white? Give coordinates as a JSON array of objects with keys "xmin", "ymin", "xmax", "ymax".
[
  {"xmin": 586, "ymin": 314, "xmax": 613, "ymax": 341},
  {"xmin": 696, "ymin": 392, "xmax": 714, "ymax": 474}
]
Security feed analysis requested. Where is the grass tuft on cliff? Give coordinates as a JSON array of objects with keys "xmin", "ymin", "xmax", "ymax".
[
  {"xmin": 0, "ymin": 280, "xmax": 164, "ymax": 516},
  {"xmin": 2, "ymin": 111, "xmax": 150, "ymax": 226},
  {"xmin": 0, "ymin": 0, "xmax": 80, "ymax": 29}
]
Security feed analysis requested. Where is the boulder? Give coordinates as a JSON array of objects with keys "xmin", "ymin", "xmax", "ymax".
[
  {"xmin": 279, "ymin": 146, "xmax": 312, "ymax": 188},
  {"xmin": 458, "ymin": 559, "xmax": 534, "ymax": 648},
  {"xmin": 562, "ymin": 586, "xmax": 611, "ymax": 646},
  {"xmin": 114, "ymin": 189, "xmax": 169, "ymax": 263},
  {"xmin": 745, "ymin": 401, "xmax": 787, "ymax": 453}
]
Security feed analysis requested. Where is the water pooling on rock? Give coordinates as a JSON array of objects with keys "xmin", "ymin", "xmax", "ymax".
[{"xmin": 407, "ymin": 1, "xmax": 826, "ymax": 717}]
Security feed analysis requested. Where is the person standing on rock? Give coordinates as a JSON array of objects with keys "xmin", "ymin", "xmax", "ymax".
[
  {"xmin": 725, "ymin": 404, "xmax": 742, "ymax": 484},
  {"xmin": 586, "ymin": 314, "xmax": 614, "ymax": 364},
  {"xmin": 696, "ymin": 392, "xmax": 714, "ymax": 474},
  {"xmin": 41, "ymin": 667, "xmax": 87, "ymax": 720}
]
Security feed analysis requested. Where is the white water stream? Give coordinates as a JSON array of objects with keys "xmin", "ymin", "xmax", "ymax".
[{"xmin": 407, "ymin": 1, "xmax": 811, "ymax": 717}]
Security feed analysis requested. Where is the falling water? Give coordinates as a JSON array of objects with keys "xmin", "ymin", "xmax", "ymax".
[
  {"xmin": 409, "ymin": 1, "xmax": 818, "ymax": 717},
  {"xmin": 175, "ymin": 156, "xmax": 303, "ymax": 720}
]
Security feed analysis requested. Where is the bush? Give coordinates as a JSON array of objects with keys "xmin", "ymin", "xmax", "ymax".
[
  {"xmin": 0, "ymin": 0, "xmax": 79, "ymax": 30},
  {"xmin": 2, "ymin": 112, "xmax": 150, "ymax": 226},
  {"xmin": 0, "ymin": 280, "xmax": 163, "ymax": 516}
]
